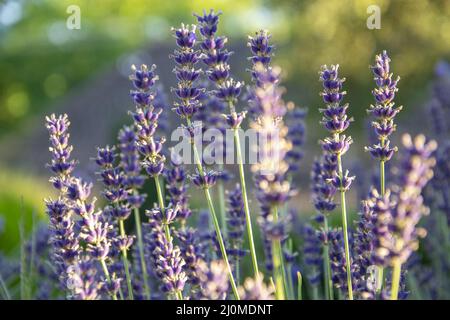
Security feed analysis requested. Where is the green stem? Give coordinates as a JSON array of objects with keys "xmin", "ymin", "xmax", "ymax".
[
  {"xmin": 187, "ymin": 118, "xmax": 240, "ymax": 300},
  {"xmin": 133, "ymin": 206, "xmax": 151, "ymax": 300},
  {"xmin": 234, "ymin": 129, "xmax": 260, "ymax": 278},
  {"xmin": 176, "ymin": 290, "xmax": 183, "ymax": 300},
  {"xmin": 271, "ymin": 207, "xmax": 286, "ymax": 300},
  {"xmin": 377, "ymin": 156, "xmax": 386, "ymax": 292},
  {"xmin": 217, "ymin": 172, "xmax": 227, "ymax": 234},
  {"xmin": 100, "ymin": 259, "xmax": 118, "ymax": 300},
  {"xmin": 336, "ymin": 151, "xmax": 354, "ymax": 300},
  {"xmin": 297, "ymin": 271, "xmax": 302, "ymax": 300},
  {"xmin": 154, "ymin": 176, "xmax": 172, "ymax": 242},
  {"xmin": 390, "ymin": 259, "xmax": 401, "ymax": 300},
  {"xmin": 323, "ymin": 216, "xmax": 334, "ymax": 300},
  {"xmin": 119, "ymin": 220, "xmax": 134, "ymax": 300},
  {"xmin": 271, "ymin": 239, "xmax": 285, "ymax": 300}
]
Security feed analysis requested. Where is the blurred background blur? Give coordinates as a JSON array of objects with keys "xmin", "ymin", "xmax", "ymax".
[{"xmin": 0, "ymin": 0, "xmax": 449, "ymax": 253}]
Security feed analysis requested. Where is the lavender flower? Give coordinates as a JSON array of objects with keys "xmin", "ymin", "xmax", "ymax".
[
  {"xmin": 373, "ymin": 134, "xmax": 437, "ymax": 266},
  {"xmin": 247, "ymin": 30, "xmax": 275, "ymax": 116},
  {"xmin": 191, "ymin": 169, "xmax": 219, "ymax": 189},
  {"xmin": 171, "ymin": 24, "xmax": 203, "ymax": 118},
  {"xmin": 146, "ymin": 208, "xmax": 186, "ymax": 298},
  {"xmin": 45, "ymin": 114, "xmax": 80, "ymax": 289},
  {"xmin": 118, "ymin": 126, "xmax": 146, "ymax": 208},
  {"xmin": 195, "ymin": 10, "xmax": 243, "ymax": 108},
  {"xmin": 352, "ymin": 198, "xmax": 377, "ymax": 298},
  {"xmin": 196, "ymin": 260, "xmax": 229, "ymax": 300},
  {"xmin": 365, "ymin": 51, "xmax": 401, "ymax": 162},
  {"xmin": 302, "ymin": 225, "xmax": 322, "ymax": 287},
  {"xmin": 174, "ymin": 227, "xmax": 205, "ymax": 288},
  {"xmin": 286, "ymin": 107, "xmax": 307, "ymax": 174},
  {"xmin": 238, "ymin": 274, "xmax": 275, "ymax": 300},
  {"xmin": 66, "ymin": 179, "xmax": 112, "ymax": 261},
  {"xmin": 129, "ymin": 64, "xmax": 166, "ymax": 177},
  {"xmin": 328, "ymin": 229, "xmax": 356, "ymax": 294},
  {"xmin": 45, "ymin": 114, "xmax": 76, "ymax": 191},
  {"xmin": 164, "ymin": 152, "xmax": 192, "ymax": 223},
  {"xmin": 319, "ymin": 64, "xmax": 355, "ymax": 299},
  {"xmin": 226, "ymin": 184, "xmax": 247, "ymax": 264},
  {"xmin": 67, "ymin": 257, "xmax": 102, "ymax": 300}
]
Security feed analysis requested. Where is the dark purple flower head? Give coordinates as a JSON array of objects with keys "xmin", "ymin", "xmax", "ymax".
[
  {"xmin": 194, "ymin": 9, "xmax": 221, "ymax": 37},
  {"xmin": 248, "ymin": 30, "xmax": 274, "ymax": 67},
  {"xmin": 130, "ymin": 64, "xmax": 159, "ymax": 91}
]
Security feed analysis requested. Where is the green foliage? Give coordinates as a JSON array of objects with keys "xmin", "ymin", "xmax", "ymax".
[{"xmin": 0, "ymin": 169, "xmax": 52, "ymax": 253}]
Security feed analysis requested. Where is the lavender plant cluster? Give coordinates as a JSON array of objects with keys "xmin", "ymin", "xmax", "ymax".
[{"xmin": 1, "ymin": 9, "xmax": 448, "ymax": 301}]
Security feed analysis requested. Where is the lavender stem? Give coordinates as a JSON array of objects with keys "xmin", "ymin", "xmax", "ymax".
[
  {"xmin": 336, "ymin": 146, "xmax": 353, "ymax": 300},
  {"xmin": 133, "ymin": 205, "xmax": 151, "ymax": 299},
  {"xmin": 186, "ymin": 117, "xmax": 240, "ymax": 300},
  {"xmin": 119, "ymin": 220, "xmax": 133, "ymax": 300},
  {"xmin": 234, "ymin": 128, "xmax": 260, "ymax": 278}
]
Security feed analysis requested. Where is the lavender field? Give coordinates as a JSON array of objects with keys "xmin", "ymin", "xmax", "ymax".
[{"xmin": 0, "ymin": 1, "xmax": 449, "ymax": 301}]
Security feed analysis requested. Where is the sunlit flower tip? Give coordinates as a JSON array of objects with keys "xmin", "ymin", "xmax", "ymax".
[
  {"xmin": 223, "ymin": 111, "xmax": 246, "ymax": 128},
  {"xmin": 238, "ymin": 274, "xmax": 275, "ymax": 300},
  {"xmin": 194, "ymin": 9, "xmax": 221, "ymax": 37},
  {"xmin": 191, "ymin": 170, "xmax": 218, "ymax": 189},
  {"xmin": 129, "ymin": 64, "xmax": 159, "ymax": 91},
  {"xmin": 321, "ymin": 135, "xmax": 353, "ymax": 155},
  {"xmin": 328, "ymin": 170, "xmax": 355, "ymax": 192}
]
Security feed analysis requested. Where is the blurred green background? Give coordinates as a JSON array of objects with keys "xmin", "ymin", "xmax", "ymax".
[{"xmin": 0, "ymin": 0, "xmax": 449, "ymax": 252}]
